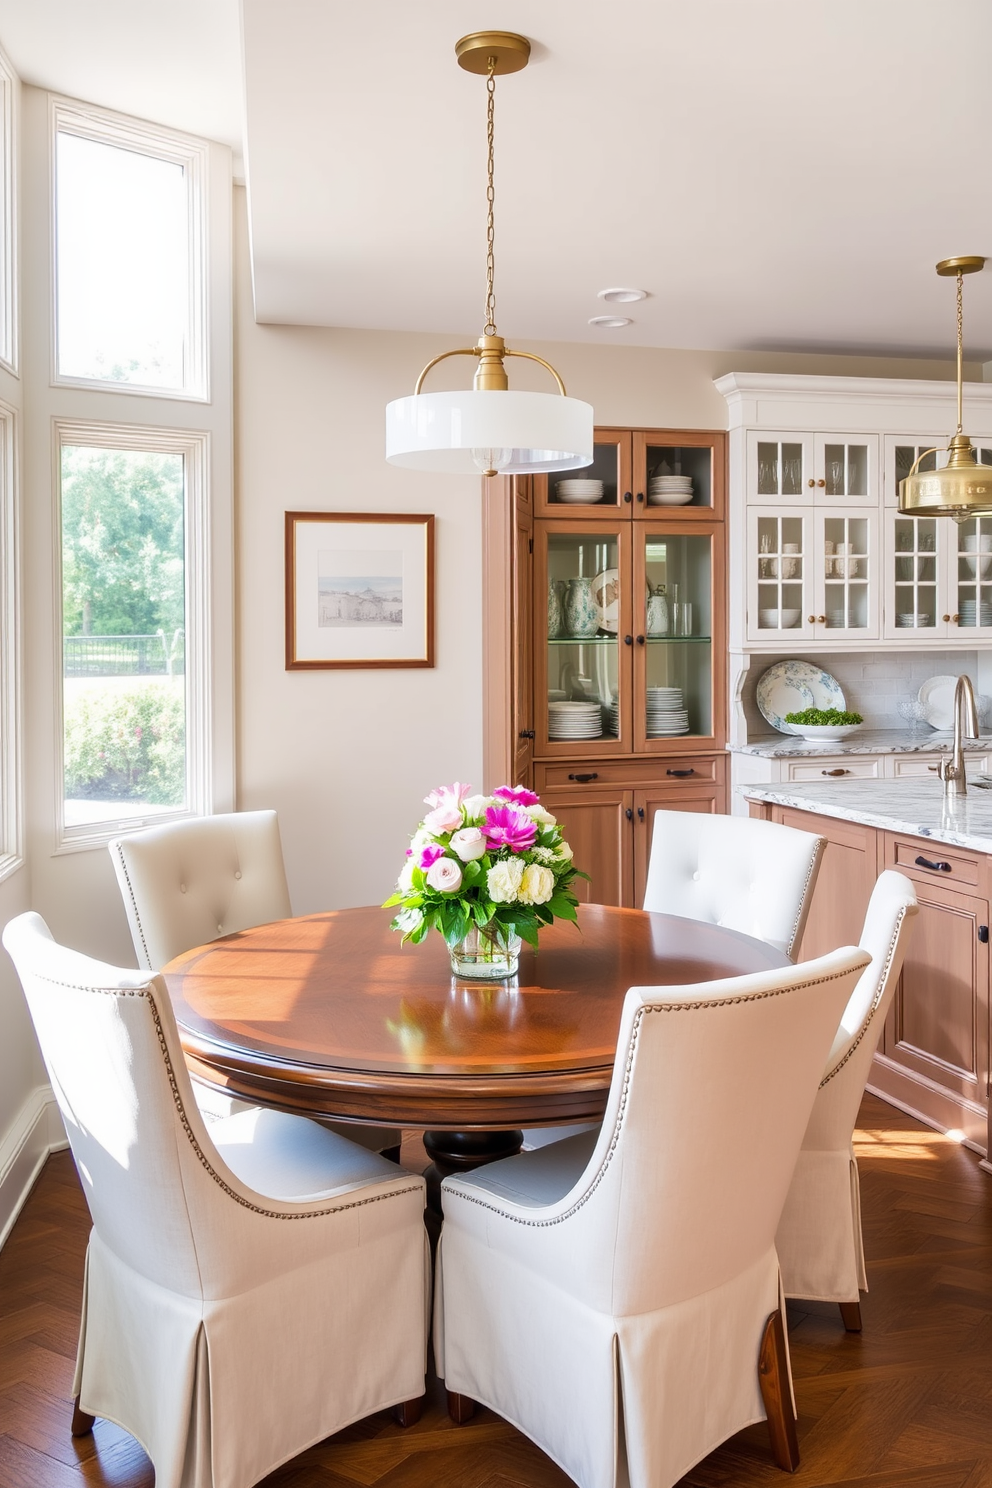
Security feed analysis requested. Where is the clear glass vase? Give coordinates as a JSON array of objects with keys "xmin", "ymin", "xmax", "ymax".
[{"xmin": 449, "ymin": 922, "xmax": 522, "ymax": 980}]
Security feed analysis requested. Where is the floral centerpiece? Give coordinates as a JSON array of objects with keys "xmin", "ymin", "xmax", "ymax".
[{"xmin": 383, "ymin": 782, "xmax": 585, "ymax": 979}]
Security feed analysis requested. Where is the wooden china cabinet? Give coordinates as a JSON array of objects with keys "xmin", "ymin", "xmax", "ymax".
[{"xmin": 483, "ymin": 426, "xmax": 728, "ymax": 908}]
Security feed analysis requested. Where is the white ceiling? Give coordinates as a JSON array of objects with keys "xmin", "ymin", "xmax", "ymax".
[{"xmin": 2, "ymin": 0, "xmax": 992, "ymax": 358}]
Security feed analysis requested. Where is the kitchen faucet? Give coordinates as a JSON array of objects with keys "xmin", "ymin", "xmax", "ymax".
[{"xmin": 936, "ymin": 674, "xmax": 979, "ymax": 798}]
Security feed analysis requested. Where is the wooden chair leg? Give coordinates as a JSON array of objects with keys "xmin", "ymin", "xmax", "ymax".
[
  {"xmin": 392, "ymin": 1396, "xmax": 424, "ymax": 1427},
  {"xmin": 839, "ymin": 1300, "xmax": 863, "ymax": 1332},
  {"xmin": 71, "ymin": 1398, "xmax": 95, "ymax": 1438},
  {"xmin": 758, "ymin": 1309, "xmax": 800, "ymax": 1473},
  {"xmin": 446, "ymin": 1390, "xmax": 476, "ymax": 1424}
]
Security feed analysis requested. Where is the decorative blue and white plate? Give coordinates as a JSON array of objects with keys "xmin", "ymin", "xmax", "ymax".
[{"xmin": 756, "ymin": 660, "xmax": 846, "ymax": 734}]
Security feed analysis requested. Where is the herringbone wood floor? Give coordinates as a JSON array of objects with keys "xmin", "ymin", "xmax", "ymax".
[{"xmin": 1, "ymin": 1096, "xmax": 990, "ymax": 1488}]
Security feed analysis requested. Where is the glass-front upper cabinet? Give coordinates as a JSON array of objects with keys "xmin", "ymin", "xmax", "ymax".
[
  {"xmin": 883, "ymin": 513, "xmax": 943, "ymax": 639},
  {"xmin": 632, "ymin": 431, "xmax": 725, "ymax": 519},
  {"xmin": 536, "ymin": 522, "xmax": 631, "ymax": 755},
  {"xmin": 535, "ymin": 431, "xmax": 631, "ymax": 519},
  {"xmin": 814, "ymin": 510, "xmax": 879, "ymax": 638},
  {"xmin": 747, "ymin": 433, "xmax": 812, "ymax": 503},
  {"xmin": 634, "ymin": 525, "xmax": 723, "ymax": 749},
  {"xmin": 746, "ymin": 432, "xmax": 877, "ymax": 504},
  {"xmin": 951, "ymin": 514, "xmax": 992, "ymax": 635},
  {"xmin": 746, "ymin": 509, "xmax": 813, "ymax": 642},
  {"xmin": 883, "ymin": 437, "xmax": 949, "ymax": 506}
]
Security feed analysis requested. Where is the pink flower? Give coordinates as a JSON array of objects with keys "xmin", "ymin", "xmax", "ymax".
[
  {"xmin": 423, "ymin": 804, "xmax": 464, "ymax": 834},
  {"xmin": 418, "ymin": 842, "xmax": 446, "ymax": 869},
  {"xmin": 483, "ymin": 803, "xmax": 538, "ymax": 854},
  {"xmin": 424, "ymin": 782, "xmax": 473, "ymax": 811},
  {"xmin": 493, "ymin": 785, "xmax": 539, "ymax": 807},
  {"xmin": 425, "ymin": 858, "xmax": 463, "ymax": 893}
]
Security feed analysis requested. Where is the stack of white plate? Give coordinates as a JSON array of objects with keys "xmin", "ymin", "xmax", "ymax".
[
  {"xmin": 646, "ymin": 686, "xmax": 689, "ymax": 737},
  {"xmin": 548, "ymin": 700, "xmax": 603, "ymax": 740},
  {"xmin": 647, "ymin": 476, "xmax": 693, "ymax": 507},
  {"xmin": 555, "ymin": 479, "xmax": 604, "ymax": 504},
  {"xmin": 607, "ymin": 696, "xmax": 620, "ymax": 736},
  {"xmin": 826, "ymin": 610, "xmax": 848, "ymax": 628},
  {"xmin": 897, "ymin": 612, "xmax": 933, "ymax": 627},
  {"xmin": 958, "ymin": 599, "xmax": 992, "ymax": 627}
]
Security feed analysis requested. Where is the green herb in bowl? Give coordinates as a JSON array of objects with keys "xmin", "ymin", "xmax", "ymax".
[{"xmin": 783, "ymin": 707, "xmax": 864, "ymax": 743}]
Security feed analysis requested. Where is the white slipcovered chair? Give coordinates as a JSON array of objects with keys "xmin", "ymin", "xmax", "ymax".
[
  {"xmin": 642, "ymin": 809, "xmax": 826, "ymax": 959},
  {"xmin": 776, "ymin": 869, "xmax": 918, "ymax": 1329},
  {"xmin": 2, "ymin": 912, "xmax": 430, "ymax": 1488},
  {"xmin": 434, "ymin": 945, "xmax": 870, "ymax": 1488},
  {"xmin": 109, "ymin": 810, "xmax": 398, "ymax": 1152}
]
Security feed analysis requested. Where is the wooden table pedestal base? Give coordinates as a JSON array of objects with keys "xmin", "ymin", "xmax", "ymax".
[{"xmin": 422, "ymin": 1128, "xmax": 524, "ymax": 1216}]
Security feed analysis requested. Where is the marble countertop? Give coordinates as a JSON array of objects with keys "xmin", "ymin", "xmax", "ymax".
[
  {"xmin": 739, "ymin": 776, "xmax": 992, "ymax": 853},
  {"xmin": 730, "ymin": 729, "xmax": 992, "ymax": 758}
]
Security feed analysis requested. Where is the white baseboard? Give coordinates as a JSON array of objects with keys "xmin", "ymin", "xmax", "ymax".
[{"xmin": 0, "ymin": 1084, "xmax": 68, "ymax": 1251}]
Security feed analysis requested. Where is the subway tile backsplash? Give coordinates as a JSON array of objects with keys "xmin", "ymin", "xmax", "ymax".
[{"xmin": 741, "ymin": 650, "xmax": 983, "ymax": 735}]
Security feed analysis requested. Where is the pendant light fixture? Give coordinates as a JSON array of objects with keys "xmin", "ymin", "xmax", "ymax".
[
  {"xmin": 385, "ymin": 31, "xmax": 594, "ymax": 478},
  {"xmin": 899, "ymin": 255, "xmax": 992, "ymax": 519}
]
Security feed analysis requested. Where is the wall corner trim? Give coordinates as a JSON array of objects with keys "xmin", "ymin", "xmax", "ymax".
[{"xmin": 0, "ymin": 1083, "xmax": 68, "ymax": 1250}]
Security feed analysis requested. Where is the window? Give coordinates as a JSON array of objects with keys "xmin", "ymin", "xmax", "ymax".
[
  {"xmin": 57, "ymin": 422, "xmax": 209, "ymax": 845},
  {"xmin": 0, "ymin": 402, "xmax": 18, "ymax": 878},
  {"xmin": 52, "ymin": 100, "xmax": 207, "ymax": 398}
]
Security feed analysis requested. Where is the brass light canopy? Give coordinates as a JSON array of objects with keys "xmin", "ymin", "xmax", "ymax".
[
  {"xmin": 384, "ymin": 31, "xmax": 593, "ymax": 478},
  {"xmin": 899, "ymin": 255, "xmax": 992, "ymax": 519}
]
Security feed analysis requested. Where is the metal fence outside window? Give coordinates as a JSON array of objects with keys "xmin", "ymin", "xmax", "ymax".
[{"xmin": 63, "ymin": 631, "xmax": 185, "ymax": 678}]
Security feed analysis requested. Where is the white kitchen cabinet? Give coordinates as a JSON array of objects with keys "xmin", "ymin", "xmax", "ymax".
[
  {"xmin": 747, "ymin": 505, "xmax": 879, "ymax": 644},
  {"xmin": 883, "ymin": 509, "xmax": 992, "ymax": 642}
]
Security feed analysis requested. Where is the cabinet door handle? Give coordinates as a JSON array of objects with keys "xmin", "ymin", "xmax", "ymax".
[
  {"xmin": 817, "ymin": 478, "xmax": 826, "ymax": 487},
  {"xmin": 942, "ymin": 614, "xmax": 951, "ymax": 623},
  {"xmin": 817, "ymin": 614, "xmax": 826, "ymax": 624},
  {"xmin": 952, "ymin": 613, "xmax": 960, "ymax": 623},
  {"xmin": 807, "ymin": 615, "xmax": 816, "ymax": 624},
  {"xmin": 807, "ymin": 478, "xmax": 815, "ymax": 488},
  {"xmin": 915, "ymin": 854, "xmax": 952, "ymax": 873},
  {"xmin": 623, "ymin": 490, "xmax": 632, "ymax": 503},
  {"xmin": 624, "ymin": 634, "xmax": 633, "ymax": 646},
  {"xmin": 979, "ymin": 925, "xmax": 989, "ymax": 944},
  {"xmin": 568, "ymin": 772, "xmax": 598, "ymax": 782},
  {"xmin": 637, "ymin": 807, "xmax": 645, "ymax": 820},
  {"xmin": 519, "ymin": 729, "xmax": 535, "ymax": 739},
  {"xmin": 636, "ymin": 492, "xmax": 644, "ymax": 503},
  {"xmin": 822, "ymin": 768, "xmax": 850, "ymax": 776},
  {"xmin": 667, "ymin": 768, "xmax": 695, "ymax": 777},
  {"xmin": 625, "ymin": 807, "xmax": 633, "ymax": 821},
  {"xmin": 636, "ymin": 634, "xmax": 645, "ymax": 645}
]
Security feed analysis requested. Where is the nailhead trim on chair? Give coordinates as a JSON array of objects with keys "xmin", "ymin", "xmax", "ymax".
[
  {"xmin": 818, "ymin": 908, "xmax": 906, "ymax": 1089},
  {"xmin": 110, "ymin": 842, "xmax": 153, "ymax": 971},
  {"xmin": 34, "ymin": 972, "xmax": 422, "ymax": 1222},
  {"xmin": 444, "ymin": 964, "xmax": 861, "ymax": 1230},
  {"xmin": 786, "ymin": 838, "xmax": 826, "ymax": 960}
]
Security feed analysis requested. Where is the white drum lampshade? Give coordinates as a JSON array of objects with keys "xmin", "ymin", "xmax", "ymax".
[{"xmin": 386, "ymin": 387, "xmax": 595, "ymax": 475}]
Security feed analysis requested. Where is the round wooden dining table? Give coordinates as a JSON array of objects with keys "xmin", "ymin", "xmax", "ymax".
[{"xmin": 164, "ymin": 903, "xmax": 788, "ymax": 1178}]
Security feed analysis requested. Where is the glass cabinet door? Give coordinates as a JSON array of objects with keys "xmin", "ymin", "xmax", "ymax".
[
  {"xmin": 746, "ymin": 509, "xmax": 812, "ymax": 641},
  {"xmin": 746, "ymin": 432, "xmax": 812, "ymax": 503},
  {"xmin": 952, "ymin": 515, "xmax": 992, "ymax": 634},
  {"xmin": 816, "ymin": 510, "xmax": 878, "ymax": 637},
  {"xmin": 883, "ymin": 512, "xmax": 945, "ymax": 639},
  {"xmin": 632, "ymin": 431, "xmax": 725, "ymax": 519},
  {"xmin": 811, "ymin": 435, "xmax": 877, "ymax": 505},
  {"xmin": 884, "ymin": 438, "xmax": 946, "ymax": 507},
  {"xmin": 635, "ymin": 525, "xmax": 723, "ymax": 748},
  {"xmin": 537, "ymin": 524, "xmax": 631, "ymax": 754},
  {"xmin": 535, "ymin": 431, "xmax": 632, "ymax": 518}
]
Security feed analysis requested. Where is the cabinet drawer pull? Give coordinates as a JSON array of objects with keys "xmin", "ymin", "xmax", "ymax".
[
  {"xmin": 667, "ymin": 768, "xmax": 695, "ymax": 777},
  {"xmin": 519, "ymin": 729, "xmax": 535, "ymax": 739},
  {"xmin": 625, "ymin": 807, "xmax": 633, "ymax": 821},
  {"xmin": 915, "ymin": 854, "xmax": 952, "ymax": 873},
  {"xmin": 979, "ymin": 925, "xmax": 989, "ymax": 944},
  {"xmin": 822, "ymin": 768, "xmax": 850, "ymax": 776},
  {"xmin": 568, "ymin": 772, "xmax": 599, "ymax": 783},
  {"xmin": 637, "ymin": 806, "xmax": 645, "ymax": 820}
]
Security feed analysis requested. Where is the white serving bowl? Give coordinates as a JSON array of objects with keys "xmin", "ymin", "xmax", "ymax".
[
  {"xmin": 758, "ymin": 608, "xmax": 801, "ymax": 628},
  {"xmin": 790, "ymin": 723, "xmax": 862, "ymax": 742},
  {"xmin": 962, "ymin": 553, "xmax": 992, "ymax": 577},
  {"xmin": 647, "ymin": 490, "xmax": 694, "ymax": 506},
  {"xmin": 554, "ymin": 490, "xmax": 607, "ymax": 504},
  {"xmin": 962, "ymin": 534, "xmax": 992, "ymax": 552}
]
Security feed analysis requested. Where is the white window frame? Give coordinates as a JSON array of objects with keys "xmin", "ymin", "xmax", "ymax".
[
  {"xmin": 0, "ymin": 46, "xmax": 17, "ymax": 376},
  {"xmin": 50, "ymin": 97, "xmax": 209, "ymax": 402},
  {"xmin": 54, "ymin": 418, "xmax": 211, "ymax": 853},
  {"xmin": 0, "ymin": 399, "xmax": 21, "ymax": 879}
]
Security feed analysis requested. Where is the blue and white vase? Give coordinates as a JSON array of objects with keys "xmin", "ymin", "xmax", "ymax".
[
  {"xmin": 547, "ymin": 579, "xmax": 565, "ymax": 639},
  {"xmin": 564, "ymin": 576, "xmax": 599, "ymax": 638}
]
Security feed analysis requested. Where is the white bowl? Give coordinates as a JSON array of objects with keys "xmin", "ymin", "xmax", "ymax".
[
  {"xmin": 962, "ymin": 554, "xmax": 992, "ymax": 577},
  {"xmin": 554, "ymin": 490, "xmax": 607, "ymax": 504},
  {"xmin": 647, "ymin": 490, "xmax": 694, "ymax": 506},
  {"xmin": 791, "ymin": 723, "xmax": 862, "ymax": 742},
  {"xmin": 758, "ymin": 608, "xmax": 801, "ymax": 628},
  {"xmin": 962, "ymin": 534, "xmax": 992, "ymax": 551}
]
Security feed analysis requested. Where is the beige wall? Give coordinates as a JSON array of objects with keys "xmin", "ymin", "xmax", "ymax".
[{"xmin": 233, "ymin": 185, "xmax": 963, "ymax": 909}]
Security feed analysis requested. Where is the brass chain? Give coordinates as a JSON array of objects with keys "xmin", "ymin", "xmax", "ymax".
[
  {"xmin": 484, "ymin": 57, "xmax": 498, "ymax": 336},
  {"xmin": 956, "ymin": 270, "xmax": 964, "ymax": 434}
]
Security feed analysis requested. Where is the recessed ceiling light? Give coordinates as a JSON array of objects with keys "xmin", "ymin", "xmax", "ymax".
[
  {"xmin": 598, "ymin": 287, "xmax": 648, "ymax": 304},
  {"xmin": 588, "ymin": 315, "xmax": 633, "ymax": 329}
]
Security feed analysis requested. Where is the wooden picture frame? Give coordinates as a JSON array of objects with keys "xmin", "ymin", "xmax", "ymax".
[{"xmin": 285, "ymin": 511, "xmax": 435, "ymax": 669}]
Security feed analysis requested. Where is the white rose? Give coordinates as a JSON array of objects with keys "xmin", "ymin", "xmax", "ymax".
[
  {"xmin": 449, "ymin": 827, "xmax": 487, "ymax": 862},
  {"xmin": 525, "ymin": 804, "xmax": 557, "ymax": 826},
  {"xmin": 398, "ymin": 858, "xmax": 417, "ymax": 892},
  {"xmin": 425, "ymin": 858, "xmax": 463, "ymax": 893},
  {"xmin": 556, "ymin": 840, "xmax": 574, "ymax": 862},
  {"xmin": 487, "ymin": 857, "xmax": 524, "ymax": 903},
  {"xmin": 518, "ymin": 863, "xmax": 555, "ymax": 905},
  {"xmin": 410, "ymin": 828, "xmax": 432, "ymax": 852},
  {"xmin": 461, "ymin": 794, "xmax": 493, "ymax": 820}
]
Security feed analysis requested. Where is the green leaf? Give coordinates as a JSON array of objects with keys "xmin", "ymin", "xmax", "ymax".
[
  {"xmin": 547, "ymin": 896, "xmax": 578, "ymax": 921},
  {"xmin": 462, "ymin": 859, "xmax": 482, "ymax": 883}
]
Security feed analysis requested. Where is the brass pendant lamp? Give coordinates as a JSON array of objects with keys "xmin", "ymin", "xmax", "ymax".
[
  {"xmin": 899, "ymin": 255, "xmax": 992, "ymax": 519},
  {"xmin": 385, "ymin": 31, "xmax": 594, "ymax": 478}
]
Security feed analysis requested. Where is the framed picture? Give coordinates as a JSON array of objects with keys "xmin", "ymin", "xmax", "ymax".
[{"xmin": 285, "ymin": 511, "xmax": 435, "ymax": 669}]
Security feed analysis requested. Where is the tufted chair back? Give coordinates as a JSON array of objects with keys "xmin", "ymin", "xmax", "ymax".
[
  {"xmin": 109, "ymin": 810, "xmax": 292, "ymax": 971},
  {"xmin": 642, "ymin": 810, "xmax": 825, "ymax": 958}
]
